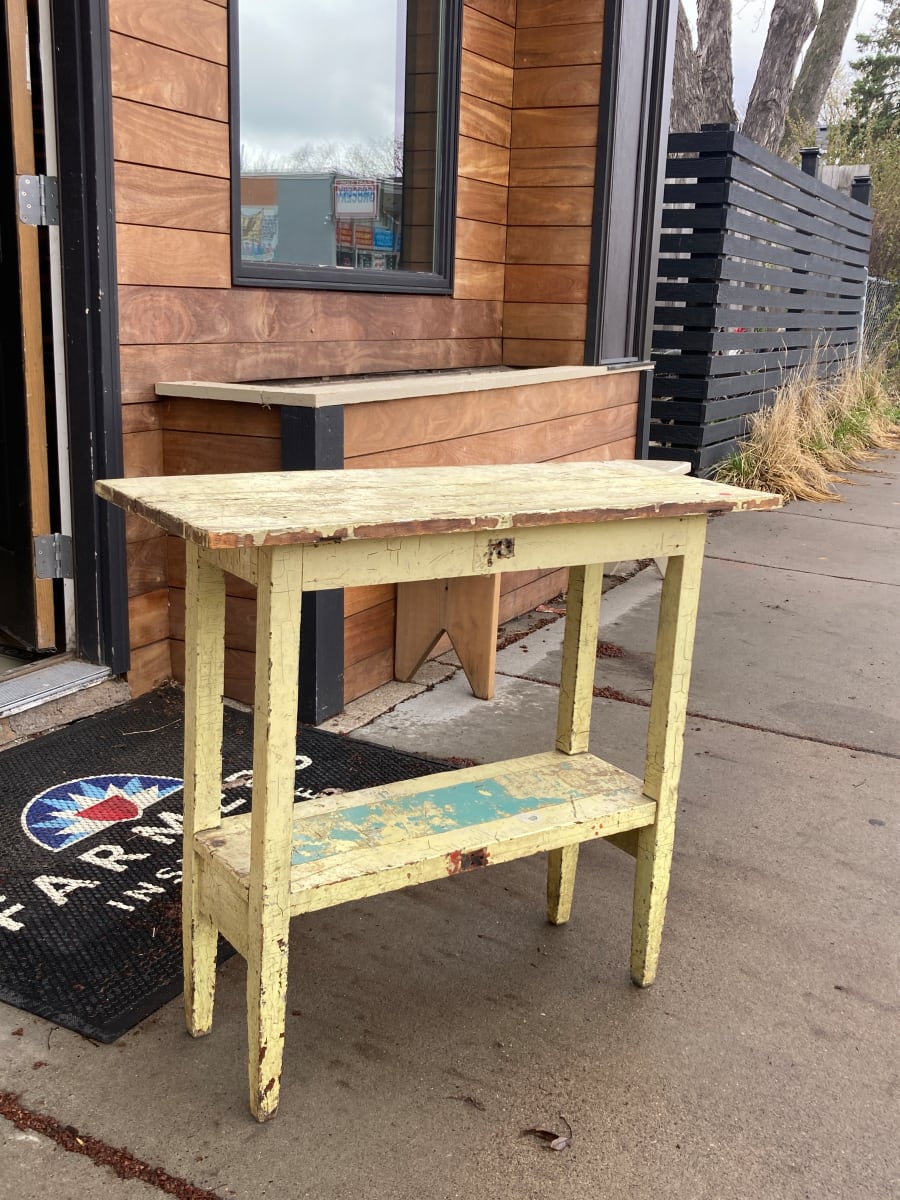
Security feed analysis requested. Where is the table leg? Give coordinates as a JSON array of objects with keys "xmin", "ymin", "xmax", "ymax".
[
  {"xmin": 182, "ymin": 543, "xmax": 226, "ymax": 1038},
  {"xmin": 548, "ymin": 563, "xmax": 603, "ymax": 922},
  {"xmin": 631, "ymin": 517, "xmax": 706, "ymax": 987},
  {"xmin": 246, "ymin": 547, "xmax": 303, "ymax": 1121}
]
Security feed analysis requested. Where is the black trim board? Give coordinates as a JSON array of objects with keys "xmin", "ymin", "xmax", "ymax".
[
  {"xmin": 50, "ymin": 0, "xmax": 128, "ymax": 673},
  {"xmin": 281, "ymin": 407, "xmax": 345, "ymax": 726},
  {"xmin": 584, "ymin": 0, "xmax": 677, "ymax": 455}
]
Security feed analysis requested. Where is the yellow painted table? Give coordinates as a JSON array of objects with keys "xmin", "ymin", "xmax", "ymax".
[{"xmin": 97, "ymin": 462, "xmax": 780, "ymax": 1120}]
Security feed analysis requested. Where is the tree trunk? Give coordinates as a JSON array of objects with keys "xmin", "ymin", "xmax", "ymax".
[
  {"xmin": 696, "ymin": 0, "xmax": 737, "ymax": 127},
  {"xmin": 743, "ymin": 0, "xmax": 818, "ymax": 152},
  {"xmin": 781, "ymin": 0, "xmax": 860, "ymax": 158},
  {"xmin": 669, "ymin": 1, "xmax": 703, "ymax": 133}
]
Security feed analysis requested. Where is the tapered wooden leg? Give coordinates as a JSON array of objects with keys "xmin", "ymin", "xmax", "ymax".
[
  {"xmin": 631, "ymin": 518, "xmax": 705, "ymax": 987},
  {"xmin": 182, "ymin": 543, "xmax": 226, "ymax": 1038},
  {"xmin": 548, "ymin": 563, "xmax": 603, "ymax": 917},
  {"xmin": 246, "ymin": 547, "xmax": 303, "ymax": 1121},
  {"xmin": 547, "ymin": 844, "xmax": 579, "ymax": 925},
  {"xmin": 395, "ymin": 575, "xmax": 501, "ymax": 699},
  {"xmin": 555, "ymin": 563, "xmax": 604, "ymax": 755}
]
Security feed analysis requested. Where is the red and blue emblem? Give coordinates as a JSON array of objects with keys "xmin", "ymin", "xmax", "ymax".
[{"xmin": 22, "ymin": 774, "xmax": 184, "ymax": 852}]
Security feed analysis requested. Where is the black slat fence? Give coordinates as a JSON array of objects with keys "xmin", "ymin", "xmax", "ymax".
[{"xmin": 649, "ymin": 124, "xmax": 873, "ymax": 473}]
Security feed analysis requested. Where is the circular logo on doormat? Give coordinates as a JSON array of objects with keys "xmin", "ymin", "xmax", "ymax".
[{"xmin": 21, "ymin": 774, "xmax": 184, "ymax": 853}]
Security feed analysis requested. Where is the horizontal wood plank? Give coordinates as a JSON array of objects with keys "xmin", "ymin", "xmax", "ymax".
[
  {"xmin": 113, "ymin": 97, "xmax": 229, "ymax": 177},
  {"xmin": 344, "ymin": 647, "xmax": 395, "ymax": 705},
  {"xmin": 506, "ymin": 225, "xmax": 592, "ymax": 264},
  {"xmin": 504, "ymin": 263, "xmax": 590, "ymax": 304},
  {"xmin": 459, "ymin": 93, "xmax": 512, "ymax": 148},
  {"xmin": 345, "ymin": 402, "xmax": 636, "ymax": 469},
  {"xmin": 123, "ymin": 429, "xmax": 165, "ymax": 476},
  {"xmin": 345, "ymin": 599, "xmax": 396, "ymax": 669},
  {"xmin": 513, "ymin": 65, "xmax": 601, "ymax": 109},
  {"xmin": 461, "ymin": 49, "xmax": 514, "ymax": 108},
  {"xmin": 116, "ymin": 224, "xmax": 230, "ymax": 288},
  {"xmin": 507, "ymin": 186, "xmax": 593, "ymax": 225},
  {"xmin": 129, "ymin": 587, "xmax": 169, "ymax": 649},
  {"xmin": 517, "ymin": 0, "xmax": 604, "ymax": 26},
  {"xmin": 345, "ymin": 585, "xmax": 395, "ymax": 619},
  {"xmin": 114, "ymin": 163, "xmax": 229, "ymax": 232},
  {"xmin": 462, "ymin": 6, "xmax": 515, "ymax": 66},
  {"xmin": 127, "ymin": 533, "xmax": 168, "ymax": 596},
  {"xmin": 162, "ymin": 430, "xmax": 281, "ymax": 475},
  {"xmin": 456, "ymin": 175, "xmax": 508, "ymax": 226},
  {"xmin": 128, "ymin": 640, "xmax": 173, "ymax": 698},
  {"xmin": 509, "ymin": 145, "xmax": 597, "ymax": 187},
  {"xmin": 502, "ymin": 338, "xmax": 586, "ymax": 367},
  {"xmin": 458, "ymin": 135, "xmax": 510, "ymax": 187},
  {"xmin": 514, "ymin": 23, "xmax": 604, "ymax": 67},
  {"xmin": 343, "ymin": 373, "xmax": 638, "ymax": 458},
  {"xmin": 503, "ymin": 301, "xmax": 587, "ymax": 341},
  {"xmin": 110, "ymin": 31, "xmax": 227, "ymax": 120},
  {"xmin": 464, "ymin": 0, "xmax": 515, "ymax": 28},
  {"xmin": 108, "ymin": 0, "xmax": 227, "ymax": 64},
  {"xmin": 511, "ymin": 107, "xmax": 598, "ymax": 149},
  {"xmin": 455, "ymin": 217, "xmax": 508, "ymax": 262},
  {"xmin": 453, "ymin": 259, "xmax": 506, "ymax": 300},
  {"xmin": 162, "ymin": 397, "xmax": 280, "ymax": 439},
  {"xmin": 118, "ymin": 286, "xmax": 501, "ymax": 346}
]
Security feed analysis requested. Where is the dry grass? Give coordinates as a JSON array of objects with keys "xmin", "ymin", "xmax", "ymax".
[{"xmin": 715, "ymin": 353, "xmax": 900, "ymax": 502}]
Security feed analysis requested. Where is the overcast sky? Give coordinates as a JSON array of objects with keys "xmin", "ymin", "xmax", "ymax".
[
  {"xmin": 683, "ymin": 0, "xmax": 882, "ymax": 114},
  {"xmin": 239, "ymin": 0, "xmax": 405, "ymax": 159}
]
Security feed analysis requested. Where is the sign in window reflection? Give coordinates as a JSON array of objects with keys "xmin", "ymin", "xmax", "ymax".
[{"xmin": 237, "ymin": 0, "xmax": 443, "ymax": 278}]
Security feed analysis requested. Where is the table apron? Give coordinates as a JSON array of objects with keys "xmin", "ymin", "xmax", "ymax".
[{"xmin": 205, "ymin": 514, "xmax": 705, "ymax": 591}]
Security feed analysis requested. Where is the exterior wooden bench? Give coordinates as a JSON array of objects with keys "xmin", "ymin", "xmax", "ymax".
[{"xmin": 97, "ymin": 461, "xmax": 779, "ymax": 1121}]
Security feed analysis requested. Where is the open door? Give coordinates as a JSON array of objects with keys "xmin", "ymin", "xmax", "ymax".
[{"xmin": 0, "ymin": 0, "xmax": 56, "ymax": 650}]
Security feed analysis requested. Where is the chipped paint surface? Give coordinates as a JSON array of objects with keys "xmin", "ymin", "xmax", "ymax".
[{"xmin": 289, "ymin": 777, "xmax": 583, "ymax": 867}]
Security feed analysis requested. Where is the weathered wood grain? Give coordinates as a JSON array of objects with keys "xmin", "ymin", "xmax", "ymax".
[
  {"xmin": 110, "ymin": 32, "xmax": 227, "ymax": 120},
  {"xmin": 108, "ymin": 0, "xmax": 227, "ymax": 63},
  {"xmin": 98, "ymin": 462, "xmax": 782, "ymax": 551}
]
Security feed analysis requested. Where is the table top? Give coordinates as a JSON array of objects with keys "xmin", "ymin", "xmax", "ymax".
[{"xmin": 96, "ymin": 462, "xmax": 781, "ymax": 549}]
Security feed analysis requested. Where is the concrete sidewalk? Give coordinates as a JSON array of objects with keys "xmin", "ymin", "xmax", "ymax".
[{"xmin": 2, "ymin": 456, "xmax": 899, "ymax": 1200}]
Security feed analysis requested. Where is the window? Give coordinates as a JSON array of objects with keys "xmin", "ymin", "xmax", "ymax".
[{"xmin": 232, "ymin": 0, "xmax": 461, "ymax": 293}]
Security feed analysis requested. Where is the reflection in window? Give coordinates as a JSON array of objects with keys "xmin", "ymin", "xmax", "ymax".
[{"xmin": 234, "ymin": 0, "xmax": 457, "ymax": 287}]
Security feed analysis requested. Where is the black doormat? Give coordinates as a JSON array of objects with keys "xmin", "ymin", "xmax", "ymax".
[{"xmin": 0, "ymin": 687, "xmax": 451, "ymax": 1042}]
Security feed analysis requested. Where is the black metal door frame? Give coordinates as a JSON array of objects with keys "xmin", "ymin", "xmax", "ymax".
[{"xmin": 49, "ymin": 0, "xmax": 129, "ymax": 673}]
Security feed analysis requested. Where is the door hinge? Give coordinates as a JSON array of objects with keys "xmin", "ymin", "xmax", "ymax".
[
  {"xmin": 34, "ymin": 533, "xmax": 73, "ymax": 579},
  {"xmin": 17, "ymin": 174, "xmax": 60, "ymax": 226}
]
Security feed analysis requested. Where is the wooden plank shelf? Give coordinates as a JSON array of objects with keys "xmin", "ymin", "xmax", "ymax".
[{"xmin": 195, "ymin": 751, "xmax": 655, "ymax": 918}]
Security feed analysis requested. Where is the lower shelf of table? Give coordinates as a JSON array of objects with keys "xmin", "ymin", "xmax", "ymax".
[{"xmin": 194, "ymin": 751, "xmax": 656, "ymax": 936}]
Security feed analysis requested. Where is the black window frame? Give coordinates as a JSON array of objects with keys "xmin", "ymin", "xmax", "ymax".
[{"xmin": 229, "ymin": 0, "xmax": 462, "ymax": 295}]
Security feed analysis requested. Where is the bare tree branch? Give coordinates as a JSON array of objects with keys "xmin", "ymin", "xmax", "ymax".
[
  {"xmin": 743, "ymin": 0, "xmax": 819, "ymax": 151},
  {"xmin": 782, "ymin": 0, "xmax": 860, "ymax": 158}
]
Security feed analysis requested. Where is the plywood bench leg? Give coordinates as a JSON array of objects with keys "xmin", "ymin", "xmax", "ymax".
[
  {"xmin": 182, "ymin": 543, "xmax": 226, "ymax": 1038},
  {"xmin": 395, "ymin": 575, "xmax": 501, "ymax": 699},
  {"xmin": 547, "ymin": 844, "xmax": 579, "ymax": 925},
  {"xmin": 247, "ymin": 547, "xmax": 303, "ymax": 1121},
  {"xmin": 631, "ymin": 519, "xmax": 705, "ymax": 988}
]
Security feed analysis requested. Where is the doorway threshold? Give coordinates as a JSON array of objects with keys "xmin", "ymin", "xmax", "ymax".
[{"xmin": 0, "ymin": 655, "xmax": 111, "ymax": 719}]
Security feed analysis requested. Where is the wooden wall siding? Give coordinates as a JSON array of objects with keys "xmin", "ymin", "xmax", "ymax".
[
  {"xmin": 109, "ymin": 0, "xmax": 626, "ymax": 705},
  {"xmin": 341, "ymin": 370, "xmax": 637, "ymax": 700},
  {"xmin": 501, "ymin": 3, "xmax": 603, "ymax": 368}
]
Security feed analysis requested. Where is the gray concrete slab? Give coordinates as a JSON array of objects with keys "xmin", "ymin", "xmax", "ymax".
[
  {"xmin": 0, "ymin": 1123, "xmax": 159, "ymax": 1199},
  {"xmin": 1, "ymin": 718, "xmax": 897, "ymax": 1199},
  {"xmin": 705, "ymin": 507, "xmax": 900, "ymax": 584},
  {"xmin": 787, "ymin": 455, "xmax": 900, "ymax": 528},
  {"xmin": 516, "ymin": 558, "xmax": 900, "ymax": 757}
]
